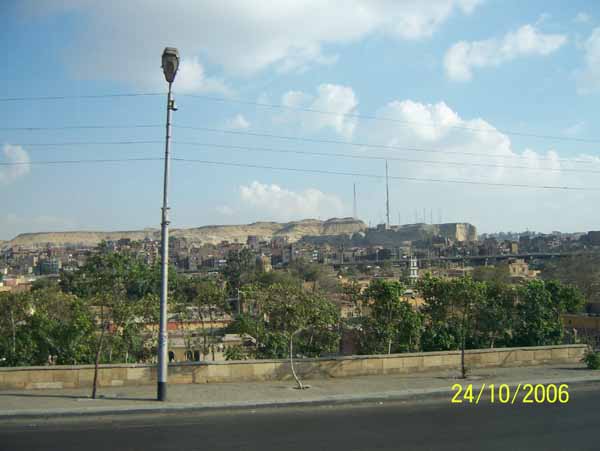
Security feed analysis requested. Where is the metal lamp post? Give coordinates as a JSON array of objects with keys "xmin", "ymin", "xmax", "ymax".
[{"xmin": 158, "ymin": 47, "xmax": 179, "ymax": 402}]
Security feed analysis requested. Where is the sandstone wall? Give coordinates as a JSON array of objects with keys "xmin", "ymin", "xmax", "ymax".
[{"xmin": 0, "ymin": 345, "xmax": 585, "ymax": 390}]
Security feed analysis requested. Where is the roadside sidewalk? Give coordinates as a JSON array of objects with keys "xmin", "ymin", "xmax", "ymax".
[{"xmin": 1, "ymin": 364, "xmax": 599, "ymax": 419}]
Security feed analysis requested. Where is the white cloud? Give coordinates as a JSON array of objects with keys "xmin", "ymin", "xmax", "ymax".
[
  {"xmin": 175, "ymin": 57, "xmax": 232, "ymax": 95},
  {"xmin": 225, "ymin": 114, "xmax": 250, "ymax": 130},
  {"xmin": 564, "ymin": 121, "xmax": 586, "ymax": 137},
  {"xmin": 239, "ymin": 181, "xmax": 344, "ymax": 221},
  {"xmin": 365, "ymin": 99, "xmax": 566, "ymax": 183},
  {"xmin": 360, "ymin": 99, "xmax": 600, "ymax": 232},
  {"xmin": 279, "ymin": 84, "xmax": 358, "ymax": 139},
  {"xmin": 575, "ymin": 27, "xmax": 600, "ymax": 94},
  {"xmin": 444, "ymin": 24, "xmax": 567, "ymax": 81},
  {"xmin": 216, "ymin": 205, "xmax": 235, "ymax": 216},
  {"xmin": 20, "ymin": 0, "xmax": 482, "ymax": 86},
  {"xmin": 0, "ymin": 144, "xmax": 30, "ymax": 184},
  {"xmin": 574, "ymin": 12, "xmax": 591, "ymax": 24}
]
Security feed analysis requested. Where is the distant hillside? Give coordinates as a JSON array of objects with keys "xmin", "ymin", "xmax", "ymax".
[{"xmin": 6, "ymin": 218, "xmax": 368, "ymax": 248}]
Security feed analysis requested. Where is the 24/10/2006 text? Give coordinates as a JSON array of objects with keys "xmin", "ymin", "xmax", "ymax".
[{"xmin": 451, "ymin": 383, "xmax": 569, "ymax": 404}]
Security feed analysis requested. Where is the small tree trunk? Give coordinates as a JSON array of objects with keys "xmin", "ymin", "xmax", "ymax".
[
  {"xmin": 388, "ymin": 337, "xmax": 392, "ymax": 355},
  {"xmin": 461, "ymin": 341, "xmax": 466, "ymax": 379},
  {"xmin": 290, "ymin": 331, "xmax": 304, "ymax": 390},
  {"xmin": 10, "ymin": 309, "xmax": 16, "ymax": 357},
  {"xmin": 91, "ymin": 325, "xmax": 106, "ymax": 399}
]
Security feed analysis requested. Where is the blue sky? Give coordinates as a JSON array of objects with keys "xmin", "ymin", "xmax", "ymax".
[{"xmin": 2, "ymin": 0, "xmax": 600, "ymax": 240}]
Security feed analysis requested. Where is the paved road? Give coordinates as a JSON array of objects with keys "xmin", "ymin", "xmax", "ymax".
[{"xmin": 1, "ymin": 385, "xmax": 598, "ymax": 451}]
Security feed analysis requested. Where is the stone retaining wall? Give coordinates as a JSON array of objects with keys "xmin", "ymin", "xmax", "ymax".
[{"xmin": 0, "ymin": 344, "xmax": 586, "ymax": 390}]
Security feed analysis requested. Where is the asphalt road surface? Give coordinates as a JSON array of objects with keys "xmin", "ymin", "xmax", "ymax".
[{"xmin": 1, "ymin": 385, "xmax": 599, "ymax": 451}]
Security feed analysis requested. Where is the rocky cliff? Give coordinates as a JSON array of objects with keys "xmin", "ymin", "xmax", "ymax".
[
  {"xmin": 6, "ymin": 218, "xmax": 368, "ymax": 249},
  {"xmin": 300, "ymin": 222, "xmax": 478, "ymax": 246}
]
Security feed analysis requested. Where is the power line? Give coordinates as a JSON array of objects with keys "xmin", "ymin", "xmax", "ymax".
[
  {"xmin": 3, "ymin": 156, "xmax": 593, "ymax": 191},
  {"xmin": 0, "ymin": 157, "xmax": 162, "ymax": 166},
  {"xmin": 0, "ymin": 93, "xmax": 163, "ymax": 102},
  {"xmin": 17, "ymin": 140, "xmax": 162, "ymax": 147},
  {"xmin": 0, "ymin": 91, "xmax": 594, "ymax": 144},
  {"xmin": 0, "ymin": 125, "xmax": 161, "ymax": 131},
  {"xmin": 4, "ymin": 122, "xmax": 598, "ymax": 166},
  {"xmin": 19, "ymin": 137, "xmax": 600, "ymax": 174},
  {"xmin": 171, "ymin": 158, "xmax": 600, "ymax": 191},
  {"xmin": 172, "ymin": 141, "xmax": 600, "ymax": 175},
  {"xmin": 8, "ymin": 131, "xmax": 600, "ymax": 174},
  {"xmin": 178, "ymin": 94, "xmax": 600, "ymax": 144},
  {"xmin": 174, "ymin": 125, "xmax": 600, "ymax": 165}
]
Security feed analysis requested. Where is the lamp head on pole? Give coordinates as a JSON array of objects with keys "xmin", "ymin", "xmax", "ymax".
[{"xmin": 161, "ymin": 47, "xmax": 180, "ymax": 83}]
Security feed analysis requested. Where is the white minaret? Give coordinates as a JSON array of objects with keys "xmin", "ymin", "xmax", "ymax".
[{"xmin": 409, "ymin": 255, "xmax": 418, "ymax": 285}]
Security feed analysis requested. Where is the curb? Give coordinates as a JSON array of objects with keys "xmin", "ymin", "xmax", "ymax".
[{"xmin": 2, "ymin": 377, "xmax": 600, "ymax": 420}]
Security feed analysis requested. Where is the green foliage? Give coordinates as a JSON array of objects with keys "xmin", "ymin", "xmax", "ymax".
[
  {"xmin": 30, "ymin": 277, "xmax": 60, "ymax": 292},
  {"xmin": 254, "ymin": 270, "xmax": 302, "ymax": 289},
  {"xmin": 174, "ymin": 276, "xmax": 228, "ymax": 359},
  {"xmin": 473, "ymin": 282, "xmax": 517, "ymax": 348},
  {"xmin": 224, "ymin": 344, "xmax": 248, "ymax": 361},
  {"xmin": 59, "ymin": 249, "xmax": 163, "ymax": 364},
  {"xmin": 358, "ymin": 279, "xmax": 422, "ymax": 354},
  {"xmin": 417, "ymin": 275, "xmax": 583, "ymax": 351},
  {"xmin": 0, "ymin": 289, "xmax": 96, "ymax": 366},
  {"xmin": 541, "ymin": 255, "xmax": 599, "ymax": 304},
  {"xmin": 289, "ymin": 259, "xmax": 323, "ymax": 283},
  {"xmin": 544, "ymin": 280, "xmax": 586, "ymax": 314},
  {"xmin": 583, "ymin": 350, "xmax": 600, "ymax": 370},
  {"xmin": 222, "ymin": 248, "xmax": 257, "ymax": 296},
  {"xmin": 513, "ymin": 280, "xmax": 563, "ymax": 347},
  {"xmin": 419, "ymin": 275, "xmax": 485, "ymax": 352},
  {"xmin": 235, "ymin": 283, "xmax": 341, "ymax": 359},
  {"xmin": 472, "ymin": 264, "xmax": 511, "ymax": 285}
]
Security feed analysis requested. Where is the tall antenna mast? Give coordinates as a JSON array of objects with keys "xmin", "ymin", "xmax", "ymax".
[
  {"xmin": 353, "ymin": 183, "xmax": 357, "ymax": 219},
  {"xmin": 385, "ymin": 161, "xmax": 390, "ymax": 228}
]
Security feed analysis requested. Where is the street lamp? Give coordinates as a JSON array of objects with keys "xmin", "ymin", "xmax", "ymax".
[{"xmin": 158, "ymin": 47, "xmax": 179, "ymax": 402}]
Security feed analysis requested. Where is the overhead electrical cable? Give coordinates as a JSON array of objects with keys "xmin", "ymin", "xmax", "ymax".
[
  {"xmin": 172, "ymin": 141, "xmax": 600, "ymax": 175},
  {"xmin": 1, "ymin": 157, "xmax": 598, "ymax": 191},
  {"xmin": 177, "ymin": 94, "xmax": 600, "ymax": 144},
  {"xmin": 0, "ymin": 93, "xmax": 163, "ymax": 102},
  {"xmin": 174, "ymin": 125, "xmax": 600, "ymax": 165},
  {"xmin": 0, "ymin": 125, "xmax": 162, "ymax": 131}
]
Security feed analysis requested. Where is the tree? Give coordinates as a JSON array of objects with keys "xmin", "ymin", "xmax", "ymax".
[
  {"xmin": 474, "ymin": 282, "xmax": 517, "ymax": 349},
  {"xmin": 419, "ymin": 275, "xmax": 485, "ymax": 378},
  {"xmin": 222, "ymin": 248, "xmax": 257, "ymax": 296},
  {"xmin": 61, "ymin": 248, "xmax": 163, "ymax": 398},
  {"xmin": 472, "ymin": 264, "xmax": 511, "ymax": 285},
  {"xmin": 544, "ymin": 280, "xmax": 585, "ymax": 314},
  {"xmin": 235, "ymin": 282, "xmax": 340, "ymax": 388},
  {"xmin": 512, "ymin": 280, "xmax": 572, "ymax": 347},
  {"xmin": 175, "ymin": 276, "xmax": 228, "ymax": 361},
  {"xmin": 541, "ymin": 255, "xmax": 600, "ymax": 305},
  {"xmin": 0, "ymin": 289, "xmax": 96, "ymax": 367},
  {"xmin": 359, "ymin": 279, "xmax": 422, "ymax": 355},
  {"xmin": 289, "ymin": 259, "xmax": 323, "ymax": 283},
  {"xmin": 419, "ymin": 274, "xmax": 461, "ymax": 352},
  {"xmin": 0, "ymin": 291, "xmax": 33, "ymax": 366}
]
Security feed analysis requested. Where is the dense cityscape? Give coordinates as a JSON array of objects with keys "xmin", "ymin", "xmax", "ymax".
[
  {"xmin": 3, "ymin": 1, "xmax": 600, "ymax": 449},
  {"xmin": 3, "ymin": 218, "xmax": 600, "ymax": 368}
]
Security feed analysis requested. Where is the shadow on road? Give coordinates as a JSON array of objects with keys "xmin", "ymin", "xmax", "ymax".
[{"xmin": 0, "ymin": 392, "xmax": 154, "ymax": 402}]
